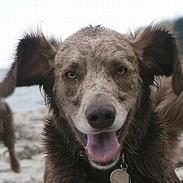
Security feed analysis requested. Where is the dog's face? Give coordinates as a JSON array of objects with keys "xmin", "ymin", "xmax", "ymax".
[
  {"xmin": 54, "ymin": 27, "xmax": 141, "ymax": 169},
  {"xmin": 1, "ymin": 25, "xmax": 176, "ymax": 170}
]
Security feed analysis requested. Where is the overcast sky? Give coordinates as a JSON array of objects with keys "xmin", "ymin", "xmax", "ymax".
[{"xmin": 0, "ymin": 0, "xmax": 183, "ymax": 68}]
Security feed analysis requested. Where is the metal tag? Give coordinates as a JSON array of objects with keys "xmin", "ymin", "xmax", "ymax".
[{"xmin": 110, "ymin": 169, "xmax": 130, "ymax": 183}]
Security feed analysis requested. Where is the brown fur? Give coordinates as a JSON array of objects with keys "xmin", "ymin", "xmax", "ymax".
[
  {"xmin": 152, "ymin": 76, "xmax": 183, "ymax": 134},
  {"xmin": 0, "ymin": 25, "xmax": 181, "ymax": 182},
  {"xmin": 0, "ymin": 61, "xmax": 20, "ymax": 172},
  {"xmin": 0, "ymin": 99, "xmax": 20, "ymax": 172},
  {"xmin": 152, "ymin": 76, "xmax": 183, "ymax": 163},
  {"xmin": 138, "ymin": 18, "xmax": 183, "ymax": 165},
  {"xmin": 151, "ymin": 20, "xmax": 183, "ymax": 162}
]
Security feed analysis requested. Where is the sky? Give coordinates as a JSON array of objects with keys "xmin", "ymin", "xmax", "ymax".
[{"xmin": 0, "ymin": 0, "xmax": 183, "ymax": 68}]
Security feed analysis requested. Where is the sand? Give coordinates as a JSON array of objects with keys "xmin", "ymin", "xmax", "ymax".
[{"xmin": 0, "ymin": 108, "xmax": 183, "ymax": 182}]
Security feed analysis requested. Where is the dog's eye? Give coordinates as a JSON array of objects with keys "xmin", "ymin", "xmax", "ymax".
[
  {"xmin": 66, "ymin": 71, "xmax": 77, "ymax": 80},
  {"xmin": 116, "ymin": 66, "xmax": 126, "ymax": 76}
]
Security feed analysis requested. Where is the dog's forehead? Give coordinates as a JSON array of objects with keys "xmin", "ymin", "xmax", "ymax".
[
  {"xmin": 55, "ymin": 26, "xmax": 134, "ymax": 66},
  {"xmin": 66, "ymin": 26, "xmax": 125, "ymax": 40},
  {"xmin": 62, "ymin": 26, "xmax": 132, "ymax": 49}
]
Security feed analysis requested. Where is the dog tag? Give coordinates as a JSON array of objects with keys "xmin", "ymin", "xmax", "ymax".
[{"xmin": 110, "ymin": 169, "xmax": 129, "ymax": 183}]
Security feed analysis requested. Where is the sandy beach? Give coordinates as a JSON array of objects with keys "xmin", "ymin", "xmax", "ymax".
[{"xmin": 0, "ymin": 108, "xmax": 183, "ymax": 182}]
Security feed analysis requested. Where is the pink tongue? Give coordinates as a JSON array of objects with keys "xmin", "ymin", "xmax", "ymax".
[{"xmin": 86, "ymin": 132, "xmax": 120, "ymax": 164}]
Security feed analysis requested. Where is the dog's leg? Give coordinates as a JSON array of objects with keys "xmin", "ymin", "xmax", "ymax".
[
  {"xmin": 3, "ymin": 127, "xmax": 20, "ymax": 173},
  {"xmin": 2, "ymin": 104, "xmax": 20, "ymax": 173},
  {"xmin": 7, "ymin": 147, "xmax": 20, "ymax": 173}
]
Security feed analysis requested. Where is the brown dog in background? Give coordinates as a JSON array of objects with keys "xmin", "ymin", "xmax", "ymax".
[
  {"xmin": 0, "ymin": 99, "xmax": 20, "ymax": 173},
  {"xmin": 0, "ymin": 67, "xmax": 20, "ymax": 173}
]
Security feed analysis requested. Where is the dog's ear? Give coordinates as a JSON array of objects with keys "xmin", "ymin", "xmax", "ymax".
[
  {"xmin": 172, "ymin": 18, "xmax": 183, "ymax": 95},
  {"xmin": 133, "ymin": 26, "xmax": 176, "ymax": 84},
  {"xmin": 14, "ymin": 32, "xmax": 59, "ymax": 86},
  {"xmin": 0, "ymin": 32, "xmax": 59, "ymax": 97}
]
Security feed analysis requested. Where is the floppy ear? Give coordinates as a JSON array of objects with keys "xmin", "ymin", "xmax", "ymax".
[
  {"xmin": 172, "ymin": 18, "xmax": 183, "ymax": 95},
  {"xmin": 133, "ymin": 26, "xmax": 177, "ymax": 85},
  {"xmin": 0, "ymin": 32, "xmax": 59, "ymax": 97}
]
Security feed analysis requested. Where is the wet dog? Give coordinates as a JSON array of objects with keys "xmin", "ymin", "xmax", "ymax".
[{"xmin": 0, "ymin": 25, "xmax": 181, "ymax": 182}]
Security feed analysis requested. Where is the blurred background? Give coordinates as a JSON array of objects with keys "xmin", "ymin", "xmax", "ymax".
[
  {"xmin": 0, "ymin": 0, "xmax": 183, "ymax": 182},
  {"xmin": 0, "ymin": 0, "xmax": 183, "ymax": 112}
]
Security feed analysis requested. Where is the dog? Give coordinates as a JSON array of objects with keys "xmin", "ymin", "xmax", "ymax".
[
  {"xmin": 0, "ymin": 66, "xmax": 20, "ymax": 173},
  {"xmin": 0, "ymin": 99, "xmax": 20, "ymax": 173},
  {"xmin": 0, "ymin": 25, "xmax": 181, "ymax": 182}
]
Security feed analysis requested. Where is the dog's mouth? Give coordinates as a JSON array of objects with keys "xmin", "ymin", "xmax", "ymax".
[
  {"xmin": 85, "ymin": 131, "xmax": 120, "ymax": 166},
  {"xmin": 79, "ymin": 130, "xmax": 121, "ymax": 168}
]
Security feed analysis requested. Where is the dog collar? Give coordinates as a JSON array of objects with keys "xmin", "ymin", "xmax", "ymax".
[
  {"xmin": 110, "ymin": 154, "xmax": 131, "ymax": 183},
  {"xmin": 79, "ymin": 151, "xmax": 131, "ymax": 183}
]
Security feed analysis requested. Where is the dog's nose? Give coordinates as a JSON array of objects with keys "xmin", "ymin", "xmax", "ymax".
[{"xmin": 86, "ymin": 104, "xmax": 116, "ymax": 129}]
